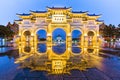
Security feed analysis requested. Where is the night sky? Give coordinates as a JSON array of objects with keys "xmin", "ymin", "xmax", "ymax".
[{"xmin": 0, "ymin": 0, "xmax": 120, "ymax": 26}]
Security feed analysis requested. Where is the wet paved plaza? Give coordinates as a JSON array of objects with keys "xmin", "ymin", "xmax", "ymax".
[{"xmin": 0, "ymin": 46, "xmax": 120, "ymax": 80}]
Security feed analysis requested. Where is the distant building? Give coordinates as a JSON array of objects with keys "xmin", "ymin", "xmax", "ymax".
[
  {"xmin": 0, "ymin": 38, "xmax": 5, "ymax": 46},
  {"xmin": 72, "ymin": 38, "xmax": 80, "ymax": 43},
  {"xmin": 54, "ymin": 35, "xmax": 65, "ymax": 44}
]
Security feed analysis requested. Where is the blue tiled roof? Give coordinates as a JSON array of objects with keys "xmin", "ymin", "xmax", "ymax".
[
  {"xmin": 96, "ymin": 20, "xmax": 104, "ymax": 22},
  {"xmin": 30, "ymin": 10, "xmax": 47, "ymax": 13},
  {"xmin": 15, "ymin": 19, "xmax": 22, "ymax": 21},
  {"xmin": 72, "ymin": 11, "xmax": 88, "ymax": 13},
  {"xmin": 87, "ymin": 14, "xmax": 100, "ymax": 16},
  {"xmin": 17, "ymin": 13, "xmax": 31, "ymax": 16},
  {"xmin": 47, "ymin": 6, "xmax": 71, "ymax": 9}
]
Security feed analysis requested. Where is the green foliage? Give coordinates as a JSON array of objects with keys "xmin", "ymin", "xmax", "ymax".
[
  {"xmin": 0, "ymin": 25, "xmax": 15, "ymax": 38},
  {"xmin": 116, "ymin": 24, "xmax": 120, "ymax": 38},
  {"xmin": 100, "ymin": 23, "xmax": 120, "ymax": 42}
]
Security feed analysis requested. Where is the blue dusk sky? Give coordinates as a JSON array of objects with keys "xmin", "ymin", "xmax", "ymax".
[
  {"xmin": 37, "ymin": 28, "xmax": 82, "ymax": 39},
  {"xmin": 0, "ymin": 0, "xmax": 120, "ymax": 26}
]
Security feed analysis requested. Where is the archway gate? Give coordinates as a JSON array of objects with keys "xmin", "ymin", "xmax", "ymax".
[{"xmin": 15, "ymin": 7, "xmax": 102, "ymax": 55}]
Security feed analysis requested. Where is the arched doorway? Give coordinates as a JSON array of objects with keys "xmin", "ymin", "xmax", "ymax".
[
  {"xmin": 36, "ymin": 30, "xmax": 47, "ymax": 42},
  {"xmin": 52, "ymin": 28, "xmax": 66, "ymax": 54},
  {"xmin": 87, "ymin": 31, "xmax": 95, "ymax": 46},
  {"xmin": 71, "ymin": 30, "xmax": 82, "ymax": 53},
  {"xmin": 36, "ymin": 30, "xmax": 47, "ymax": 53},
  {"xmin": 23, "ymin": 31, "xmax": 31, "ymax": 42}
]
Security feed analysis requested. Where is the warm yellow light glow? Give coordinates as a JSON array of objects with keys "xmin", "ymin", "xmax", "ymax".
[
  {"xmin": 15, "ymin": 7, "xmax": 102, "ymax": 74},
  {"xmin": 47, "ymin": 33, "xmax": 51, "ymax": 36}
]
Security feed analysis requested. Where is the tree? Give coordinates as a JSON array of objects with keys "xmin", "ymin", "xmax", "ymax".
[
  {"xmin": 99, "ymin": 24, "xmax": 117, "ymax": 42},
  {"xmin": 116, "ymin": 25, "xmax": 120, "ymax": 38},
  {"xmin": 0, "ymin": 25, "xmax": 15, "ymax": 40},
  {"xmin": 118, "ymin": 24, "xmax": 120, "ymax": 28}
]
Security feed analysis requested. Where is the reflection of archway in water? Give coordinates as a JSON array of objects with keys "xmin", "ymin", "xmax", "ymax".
[
  {"xmin": 87, "ymin": 31, "xmax": 95, "ymax": 46},
  {"xmin": 23, "ymin": 31, "xmax": 31, "ymax": 42},
  {"xmin": 52, "ymin": 28, "xmax": 66, "ymax": 54},
  {"xmin": 72, "ymin": 30, "xmax": 82, "ymax": 53},
  {"xmin": 37, "ymin": 43, "xmax": 46, "ymax": 53},
  {"xmin": 36, "ymin": 30, "xmax": 47, "ymax": 53},
  {"xmin": 72, "ymin": 47, "xmax": 82, "ymax": 53}
]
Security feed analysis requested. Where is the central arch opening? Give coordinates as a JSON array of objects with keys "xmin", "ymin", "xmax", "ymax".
[
  {"xmin": 72, "ymin": 30, "xmax": 82, "ymax": 53},
  {"xmin": 36, "ymin": 29, "xmax": 47, "ymax": 53},
  {"xmin": 52, "ymin": 28, "xmax": 66, "ymax": 54}
]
